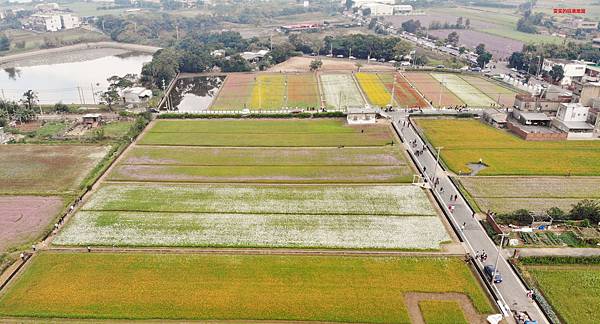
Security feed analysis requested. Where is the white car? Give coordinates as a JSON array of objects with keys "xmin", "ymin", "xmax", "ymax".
[
  {"xmin": 349, "ymin": 56, "xmax": 356, "ymax": 60},
  {"xmin": 336, "ymin": 55, "xmax": 344, "ymax": 58}
]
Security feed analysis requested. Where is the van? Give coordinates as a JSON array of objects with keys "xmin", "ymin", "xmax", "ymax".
[{"xmin": 484, "ymin": 265, "xmax": 503, "ymax": 283}]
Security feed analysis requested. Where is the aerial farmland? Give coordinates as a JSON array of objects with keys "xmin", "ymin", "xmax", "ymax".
[{"xmin": 0, "ymin": 116, "xmax": 497, "ymax": 322}]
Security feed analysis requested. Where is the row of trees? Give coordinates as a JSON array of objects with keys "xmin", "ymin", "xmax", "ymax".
[
  {"xmin": 499, "ymin": 200, "xmax": 600, "ymax": 227},
  {"xmin": 428, "ymin": 17, "xmax": 470, "ymax": 30},
  {"xmin": 322, "ymin": 34, "xmax": 414, "ymax": 61},
  {"xmin": 0, "ymin": 91, "xmax": 40, "ymax": 126}
]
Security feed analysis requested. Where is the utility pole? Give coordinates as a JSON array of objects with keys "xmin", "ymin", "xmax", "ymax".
[
  {"xmin": 91, "ymin": 83, "xmax": 96, "ymax": 104},
  {"xmin": 1, "ymin": 89, "xmax": 4, "ymax": 100},
  {"xmin": 492, "ymin": 233, "xmax": 509, "ymax": 284},
  {"xmin": 348, "ymin": 47, "xmax": 352, "ymax": 61},
  {"xmin": 269, "ymin": 32, "xmax": 273, "ymax": 51},
  {"xmin": 431, "ymin": 146, "xmax": 443, "ymax": 181}
]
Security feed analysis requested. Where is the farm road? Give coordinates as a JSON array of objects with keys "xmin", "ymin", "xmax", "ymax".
[
  {"xmin": 393, "ymin": 112, "xmax": 549, "ymax": 324},
  {"xmin": 404, "ymin": 292, "xmax": 486, "ymax": 324}
]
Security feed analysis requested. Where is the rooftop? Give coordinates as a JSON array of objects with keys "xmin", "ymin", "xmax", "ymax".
[{"xmin": 520, "ymin": 112, "xmax": 551, "ymax": 121}]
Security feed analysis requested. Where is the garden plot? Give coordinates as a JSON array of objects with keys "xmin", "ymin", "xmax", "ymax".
[
  {"xmin": 249, "ymin": 74, "xmax": 286, "ymax": 109},
  {"xmin": 417, "ymin": 119, "xmax": 600, "ymax": 176},
  {"xmin": 210, "ymin": 73, "xmax": 255, "ymax": 110},
  {"xmin": 139, "ymin": 119, "xmax": 395, "ymax": 147},
  {"xmin": 460, "ymin": 75, "xmax": 519, "ymax": 107},
  {"xmin": 54, "ymin": 212, "xmax": 448, "ymax": 249},
  {"xmin": 286, "ymin": 73, "xmax": 320, "ymax": 108},
  {"xmin": 0, "ymin": 253, "xmax": 493, "ymax": 321},
  {"xmin": 320, "ymin": 74, "xmax": 365, "ymax": 108},
  {"xmin": 459, "ymin": 177, "xmax": 600, "ymax": 213},
  {"xmin": 379, "ymin": 73, "xmax": 429, "ymax": 108},
  {"xmin": 431, "ymin": 73, "xmax": 495, "ymax": 107},
  {"xmin": 0, "ymin": 145, "xmax": 109, "ymax": 195},
  {"xmin": 0, "ymin": 196, "xmax": 64, "ymax": 251},
  {"xmin": 81, "ymin": 183, "xmax": 437, "ymax": 216},
  {"xmin": 403, "ymin": 72, "xmax": 463, "ymax": 107},
  {"xmin": 355, "ymin": 72, "xmax": 392, "ymax": 108}
]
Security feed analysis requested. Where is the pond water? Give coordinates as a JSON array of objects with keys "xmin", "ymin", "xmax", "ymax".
[
  {"xmin": 165, "ymin": 76, "xmax": 226, "ymax": 112},
  {"xmin": 0, "ymin": 51, "xmax": 152, "ymax": 104}
]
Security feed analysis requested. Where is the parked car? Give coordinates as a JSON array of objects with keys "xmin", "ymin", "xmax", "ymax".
[
  {"xmin": 484, "ymin": 265, "xmax": 503, "ymax": 283},
  {"xmin": 349, "ymin": 56, "xmax": 356, "ymax": 60},
  {"xmin": 470, "ymin": 67, "xmax": 482, "ymax": 72},
  {"xmin": 336, "ymin": 54, "xmax": 344, "ymax": 58},
  {"xmin": 378, "ymin": 58, "xmax": 386, "ymax": 62},
  {"xmin": 436, "ymin": 65, "xmax": 445, "ymax": 69}
]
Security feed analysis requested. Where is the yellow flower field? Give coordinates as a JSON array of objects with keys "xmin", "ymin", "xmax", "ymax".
[
  {"xmin": 249, "ymin": 74, "xmax": 286, "ymax": 109},
  {"xmin": 0, "ymin": 253, "xmax": 494, "ymax": 322},
  {"xmin": 356, "ymin": 72, "xmax": 394, "ymax": 107}
]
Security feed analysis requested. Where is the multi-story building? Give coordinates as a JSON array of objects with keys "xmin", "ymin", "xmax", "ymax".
[
  {"xmin": 542, "ymin": 58, "xmax": 587, "ymax": 86},
  {"xmin": 30, "ymin": 14, "xmax": 62, "ymax": 32},
  {"xmin": 552, "ymin": 103, "xmax": 598, "ymax": 139}
]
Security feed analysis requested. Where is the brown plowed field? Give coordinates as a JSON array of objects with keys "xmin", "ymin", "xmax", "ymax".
[
  {"xmin": 393, "ymin": 73, "xmax": 429, "ymax": 108},
  {"xmin": 210, "ymin": 73, "xmax": 255, "ymax": 110},
  {"xmin": 0, "ymin": 196, "xmax": 64, "ymax": 251},
  {"xmin": 403, "ymin": 72, "xmax": 464, "ymax": 107}
]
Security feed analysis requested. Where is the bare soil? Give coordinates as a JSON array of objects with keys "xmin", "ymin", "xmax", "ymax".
[
  {"xmin": 0, "ymin": 196, "xmax": 63, "ymax": 251},
  {"xmin": 268, "ymin": 56, "xmax": 395, "ymax": 73}
]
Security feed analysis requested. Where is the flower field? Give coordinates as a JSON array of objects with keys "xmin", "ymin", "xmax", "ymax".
[
  {"xmin": 458, "ymin": 177, "xmax": 600, "ymax": 213},
  {"xmin": 379, "ymin": 73, "xmax": 429, "ymax": 108},
  {"xmin": 431, "ymin": 73, "xmax": 495, "ymax": 107},
  {"xmin": 0, "ymin": 253, "xmax": 493, "ymax": 321},
  {"xmin": 210, "ymin": 73, "xmax": 255, "ymax": 110},
  {"xmin": 520, "ymin": 259, "xmax": 600, "ymax": 323},
  {"xmin": 403, "ymin": 72, "xmax": 464, "ymax": 108},
  {"xmin": 461, "ymin": 75, "xmax": 519, "ymax": 107},
  {"xmin": 286, "ymin": 73, "xmax": 320, "ymax": 108},
  {"xmin": 0, "ymin": 145, "xmax": 109, "ymax": 195},
  {"xmin": 54, "ymin": 212, "xmax": 448, "ymax": 249},
  {"xmin": 355, "ymin": 72, "xmax": 393, "ymax": 107},
  {"xmin": 249, "ymin": 74, "xmax": 286, "ymax": 109},
  {"xmin": 138, "ymin": 119, "xmax": 395, "ymax": 147},
  {"xmin": 320, "ymin": 73, "xmax": 365, "ymax": 108},
  {"xmin": 417, "ymin": 119, "xmax": 600, "ymax": 176},
  {"xmin": 81, "ymin": 183, "xmax": 437, "ymax": 216}
]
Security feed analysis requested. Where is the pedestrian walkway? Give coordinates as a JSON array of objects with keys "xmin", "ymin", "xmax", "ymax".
[{"xmin": 393, "ymin": 113, "xmax": 549, "ymax": 324}]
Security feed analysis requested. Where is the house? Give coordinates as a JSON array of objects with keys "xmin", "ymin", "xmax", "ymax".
[
  {"xmin": 210, "ymin": 49, "xmax": 226, "ymax": 58},
  {"xmin": 120, "ymin": 87, "xmax": 153, "ymax": 104},
  {"xmin": 571, "ymin": 19, "xmax": 599, "ymax": 31},
  {"xmin": 394, "ymin": 5, "xmax": 413, "ymax": 14},
  {"xmin": 482, "ymin": 109, "xmax": 508, "ymax": 128},
  {"xmin": 513, "ymin": 91, "xmax": 572, "ymax": 115},
  {"xmin": 351, "ymin": 0, "xmax": 395, "ymax": 7},
  {"xmin": 240, "ymin": 50, "xmax": 269, "ymax": 63},
  {"xmin": 542, "ymin": 59, "xmax": 587, "ymax": 86},
  {"xmin": 347, "ymin": 107, "xmax": 377, "ymax": 125},
  {"xmin": 82, "ymin": 114, "xmax": 102, "ymax": 127},
  {"xmin": 512, "ymin": 110, "xmax": 552, "ymax": 126},
  {"xmin": 60, "ymin": 14, "xmax": 81, "ymax": 29},
  {"xmin": 30, "ymin": 14, "xmax": 62, "ymax": 32},
  {"xmin": 507, "ymin": 109, "xmax": 566, "ymax": 141},
  {"xmin": 579, "ymin": 82, "xmax": 600, "ymax": 107},
  {"xmin": 552, "ymin": 103, "xmax": 598, "ymax": 139},
  {"xmin": 362, "ymin": 3, "xmax": 394, "ymax": 16}
]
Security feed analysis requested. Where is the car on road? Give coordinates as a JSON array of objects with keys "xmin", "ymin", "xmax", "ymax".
[
  {"xmin": 336, "ymin": 54, "xmax": 344, "ymax": 58},
  {"xmin": 484, "ymin": 265, "xmax": 503, "ymax": 283},
  {"xmin": 349, "ymin": 56, "xmax": 356, "ymax": 60}
]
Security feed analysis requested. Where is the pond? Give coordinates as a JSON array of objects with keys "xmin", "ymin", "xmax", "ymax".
[
  {"xmin": 0, "ymin": 50, "xmax": 152, "ymax": 104},
  {"xmin": 164, "ymin": 76, "xmax": 226, "ymax": 112}
]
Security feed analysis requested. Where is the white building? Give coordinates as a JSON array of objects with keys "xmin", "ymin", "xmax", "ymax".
[
  {"xmin": 542, "ymin": 59, "xmax": 587, "ymax": 86},
  {"xmin": 120, "ymin": 87, "xmax": 153, "ymax": 104},
  {"xmin": 34, "ymin": 2, "xmax": 60, "ymax": 11},
  {"xmin": 347, "ymin": 108, "xmax": 377, "ymax": 124},
  {"xmin": 60, "ymin": 14, "xmax": 81, "ymax": 29},
  {"xmin": 31, "ymin": 14, "xmax": 62, "ymax": 32},
  {"xmin": 552, "ymin": 103, "xmax": 597, "ymax": 139},
  {"xmin": 351, "ymin": 0, "xmax": 395, "ymax": 8},
  {"xmin": 363, "ymin": 3, "xmax": 394, "ymax": 16},
  {"xmin": 394, "ymin": 5, "xmax": 413, "ymax": 14}
]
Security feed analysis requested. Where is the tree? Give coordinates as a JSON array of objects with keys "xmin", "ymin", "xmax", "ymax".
[
  {"xmin": 220, "ymin": 54, "xmax": 251, "ymax": 72},
  {"xmin": 0, "ymin": 35, "xmax": 10, "ymax": 52},
  {"xmin": 447, "ymin": 31, "xmax": 459, "ymax": 46},
  {"xmin": 309, "ymin": 59, "xmax": 323, "ymax": 71},
  {"xmin": 107, "ymin": 74, "xmax": 136, "ymax": 91},
  {"xmin": 362, "ymin": 7, "xmax": 371, "ymax": 16},
  {"xmin": 459, "ymin": 46, "xmax": 466, "ymax": 54},
  {"xmin": 477, "ymin": 52, "xmax": 492, "ymax": 68},
  {"xmin": 13, "ymin": 105, "xmax": 37, "ymax": 123},
  {"xmin": 413, "ymin": 53, "xmax": 428, "ymax": 66},
  {"xmin": 345, "ymin": 0, "xmax": 354, "ymax": 10},
  {"xmin": 393, "ymin": 40, "xmax": 413, "ymax": 59},
  {"xmin": 0, "ymin": 109, "xmax": 8, "ymax": 127},
  {"xmin": 98, "ymin": 89, "xmax": 120, "ymax": 111},
  {"xmin": 141, "ymin": 48, "xmax": 181, "ymax": 87},
  {"xmin": 549, "ymin": 65, "xmax": 564, "ymax": 83},
  {"xmin": 21, "ymin": 90, "xmax": 38, "ymax": 113},
  {"xmin": 570, "ymin": 200, "xmax": 600, "ymax": 224},
  {"xmin": 465, "ymin": 18, "xmax": 470, "ymax": 28},
  {"xmin": 54, "ymin": 103, "xmax": 70, "ymax": 113},
  {"xmin": 475, "ymin": 43, "xmax": 486, "ymax": 56},
  {"xmin": 401, "ymin": 19, "xmax": 421, "ymax": 33},
  {"xmin": 508, "ymin": 51, "xmax": 525, "ymax": 69}
]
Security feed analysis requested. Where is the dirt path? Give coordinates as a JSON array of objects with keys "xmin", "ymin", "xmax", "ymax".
[{"xmin": 404, "ymin": 292, "xmax": 486, "ymax": 324}]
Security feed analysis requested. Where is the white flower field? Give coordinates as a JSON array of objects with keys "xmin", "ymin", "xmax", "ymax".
[{"xmin": 54, "ymin": 212, "xmax": 450, "ymax": 249}]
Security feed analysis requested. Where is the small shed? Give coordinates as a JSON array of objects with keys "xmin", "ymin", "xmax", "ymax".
[
  {"xmin": 347, "ymin": 107, "xmax": 377, "ymax": 125},
  {"xmin": 530, "ymin": 212, "xmax": 553, "ymax": 229},
  {"xmin": 82, "ymin": 114, "xmax": 102, "ymax": 127},
  {"xmin": 121, "ymin": 87, "xmax": 153, "ymax": 104}
]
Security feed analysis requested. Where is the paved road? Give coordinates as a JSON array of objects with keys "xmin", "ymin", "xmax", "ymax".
[{"xmin": 392, "ymin": 113, "xmax": 549, "ymax": 324}]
